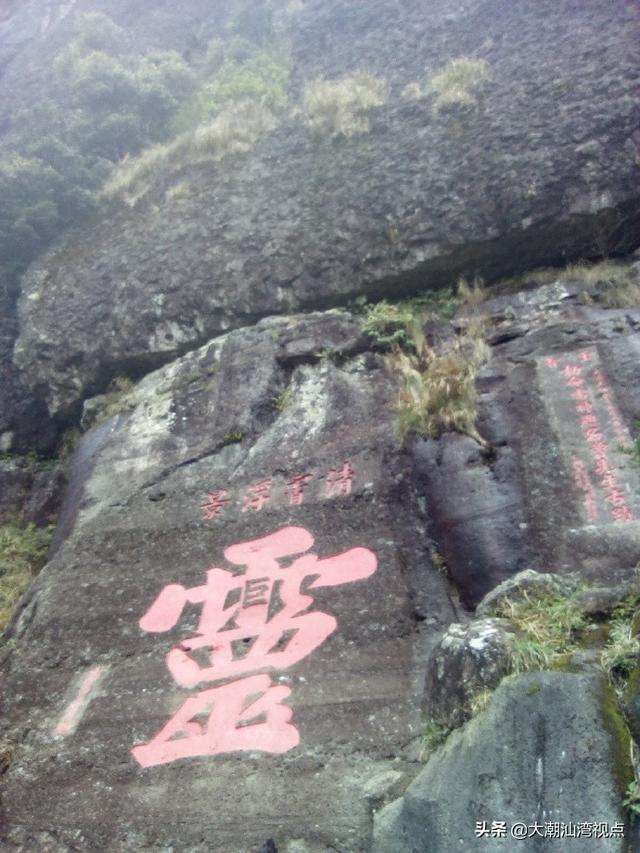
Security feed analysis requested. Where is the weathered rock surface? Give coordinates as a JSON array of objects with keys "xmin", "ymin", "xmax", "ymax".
[
  {"xmin": 373, "ymin": 671, "xmax": 629, "ymax": 853},
  {"xmin": 0, "ymin": 458, "xmax": 65, "ymax": 526},
  {"xmin": 0, "ymin": 293, "xmax": 56, "ymax": 454},
  {"xmin": 5, "ymin": 270, "xmax": 640, "ymax": 848},
  {"xmin": 0, "ymin": 310, "xmax": 456, "ymax": 852},
  {"xmin": 13, "ymin": 0, "xmax": 640, "ymax": 416},
  {"xmin": 414, "ymin": 278, "xmax": 640, "ymax": 607},
  {"xmin": 424, "ymin": 618, "xmax": 515, "ymax": 728}
]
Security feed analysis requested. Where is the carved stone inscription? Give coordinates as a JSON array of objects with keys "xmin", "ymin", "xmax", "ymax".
[{"xmin": 539, "ymin": 348, "xmax": 637, "ymax": 525}]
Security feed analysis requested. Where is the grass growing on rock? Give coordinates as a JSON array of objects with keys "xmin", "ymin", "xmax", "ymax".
[
  {"xmin": 566, "ymin": 260, "xmax": 640, "ymax": 308},
  {"xmin": 101, "ymin": 101, "xmax": 278, "ymax": 206},
  {"xmin": 361, "ymin": 281, "xmax": 489, "ymax": 443},
  {"xmin": 0, "ymin": 523, "xmax": 53, "ymax": 632},
  {"xmin": 492, "ymin": 592, "xmax": 586, "ymax": 675},
  {"xmin": 601, "ymin": 596, "xmax": 640, "ymax": 684},
  {"xmin": 428, "ymin": 57, "xmax": 489, "ymax": 113},
  {"xmin": 392, "ymin": 316, "xmax": 489, "ymax": 444},
  {"xmin": 419, "ymin": 720, "xmax": 452, "ymax": 759},
  {"xmin": 303, "ymin": 73, "xmax": 387, "ymax": 137}
]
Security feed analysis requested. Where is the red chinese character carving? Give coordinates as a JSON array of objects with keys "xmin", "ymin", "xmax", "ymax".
[
  {"xmin": 242, "ymin": 479, "xmax": 272, "ymax": 512},
  {"xmin": 287, "ymin": 473, "xmax": 313, "ymax": 506},
  {"xmin": 578, "ymin": 350, "xmax": 593, "ymax": 362},
  {"xmin": 132, "ymin": 527, "xmax": 377, "ymax": 766},
  {"xmin": 200, "ymin": 490, "xmax": 231, "ymax": 520},
  {"xmin": 132, "ymin": 674, "xmax": 298, "ymax": 767},
  {"xmin": 325, "ymin": 462, "xmax": 354, "ymax": 497},
  {"xmin": 584, "ymin": 428, "xmax": 605, "ymax": 444},
  {"xmin": 613, "ymin": 506, "xmax": 633, "ymax": 522},
  {"xmin": 545, "ymin": 356, "xmax": 560, "ymax": 368},
  {"xmin": 570, "ymin": 388, "xmax": 589, "ymax": 403},
  {"xmin": 579, "ymin": 414, "xmax": 598, "ymax": 428}
]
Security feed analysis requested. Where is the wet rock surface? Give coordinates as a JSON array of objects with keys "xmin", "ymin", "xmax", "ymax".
[{"xmin": 13, "ymin": 0, "xmax": 640, "ymax": 415}]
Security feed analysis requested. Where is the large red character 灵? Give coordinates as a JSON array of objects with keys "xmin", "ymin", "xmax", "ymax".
[{"xmin": 132, "ymin": 526, "xmax": 377, "ymax": 767}]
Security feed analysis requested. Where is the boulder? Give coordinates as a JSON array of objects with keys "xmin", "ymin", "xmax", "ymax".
[
  {"xmin": 374, "ymin": 671, "xmax": 630, "ymax": 852},
  {"xmin": 424, "ymin": 618, "xmax": 515, "ymax": 728}
]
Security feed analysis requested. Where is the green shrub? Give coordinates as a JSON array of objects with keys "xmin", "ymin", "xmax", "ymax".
[
  {"xmin": 363, "ymin": 301, "xmax": 418, "ymax": 350},
  {"xmin": 172, "ymin": 46, "xmax": 289, "ymax": 133},
  {"xmin": 303, "ymin": 73, "xmax": 387, "ymax": 137},
  {"xmin": 420, "ymin": 720, "xmax": 451, "ymax": 758},
  {"xmin": 0, "ymin": 12, "xmax": 194, "ymax": 285},
  {"xmin": 0, "ymin": 524, "xmax": 53, "ymax": 632}
]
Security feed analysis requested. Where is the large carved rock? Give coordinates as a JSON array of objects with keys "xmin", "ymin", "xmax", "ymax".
[
  {"xmin": 13, "ymin": 0, "xmax": 640, "ymax": 416},
  {"xmin": 0, "ymin": 310, "xmax": 456, "ymax": 852}
]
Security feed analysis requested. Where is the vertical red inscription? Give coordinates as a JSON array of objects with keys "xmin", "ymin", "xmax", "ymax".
[{"xmin": 544, "ymin": 350, "xmax": 634, "ymax": 524}]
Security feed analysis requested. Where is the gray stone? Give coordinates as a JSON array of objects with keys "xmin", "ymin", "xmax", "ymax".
[
  {"xmin": 424, "ymin": 618, "xmax": 515, "ymax": 728},
  {"xmin": 373, "ymin": 671, "xmax": 629, "ymax": 853},
  {"xmin": 476, "ymin": 570, "xmax": 582, "ymax": 617}
]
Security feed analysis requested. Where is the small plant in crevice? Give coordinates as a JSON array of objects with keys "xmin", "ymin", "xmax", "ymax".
[
  {"xmin": 624, "ymin": 779, "xmax": 640, "ymax": 818},
  {"xmin": 391, "ymin": 316, "xmax": 489, "ymax": 444},
  {"xmin": 0, "ymin": 738, "xmax": 15, "ymax": 774},
  {"xmin": 363, "ymin": 300, "xmax": 418, "ymax": 350},
  {"xmin": 419, "ymin": 720, "xmax": 451, "ymax": 759},
  {"xmin": 492, "ymin": 591, "xmax": 587, "ymax": 675},
  {"xmin": 601, "ymin": 596, "xmax": 640, "ymax": 685},
  {"xmin": 620, "ymin": 421, "xmax": 640, "ymax": 466},
  {"xmin": 469, "ymin": 687, "xmax": 493, "ymax": 717},
  {"xmin": 221, "ymin": 430, "xmax": 244, "ymax": 446}
]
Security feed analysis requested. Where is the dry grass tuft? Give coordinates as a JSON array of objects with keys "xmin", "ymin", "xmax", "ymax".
[
  {"xmin": 391, "ymin": 316, "xmax": 489, "ymax": 443},
  {"xmin": 457, "ymin": 276, "xmax": 487, "ymax": 307},
  {"xmin": 101, "ymin": 101, "xmax": 278, "ymax": 206},
  {"xmin": 303, "ymin": 73, "xmax": 387, "ymax": 137},
  {"xmin": 565, "ymin": 260, "xmax": 640, "ymax": 308},
  {"xmin": 429, "ymin": 57, "xmax": 489, "ymax": 113}
]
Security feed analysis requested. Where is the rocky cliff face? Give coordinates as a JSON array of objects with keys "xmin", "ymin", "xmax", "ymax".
[{"xmin": 2, "ymin": 1, "xmax": 640, "ymax": 852}]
